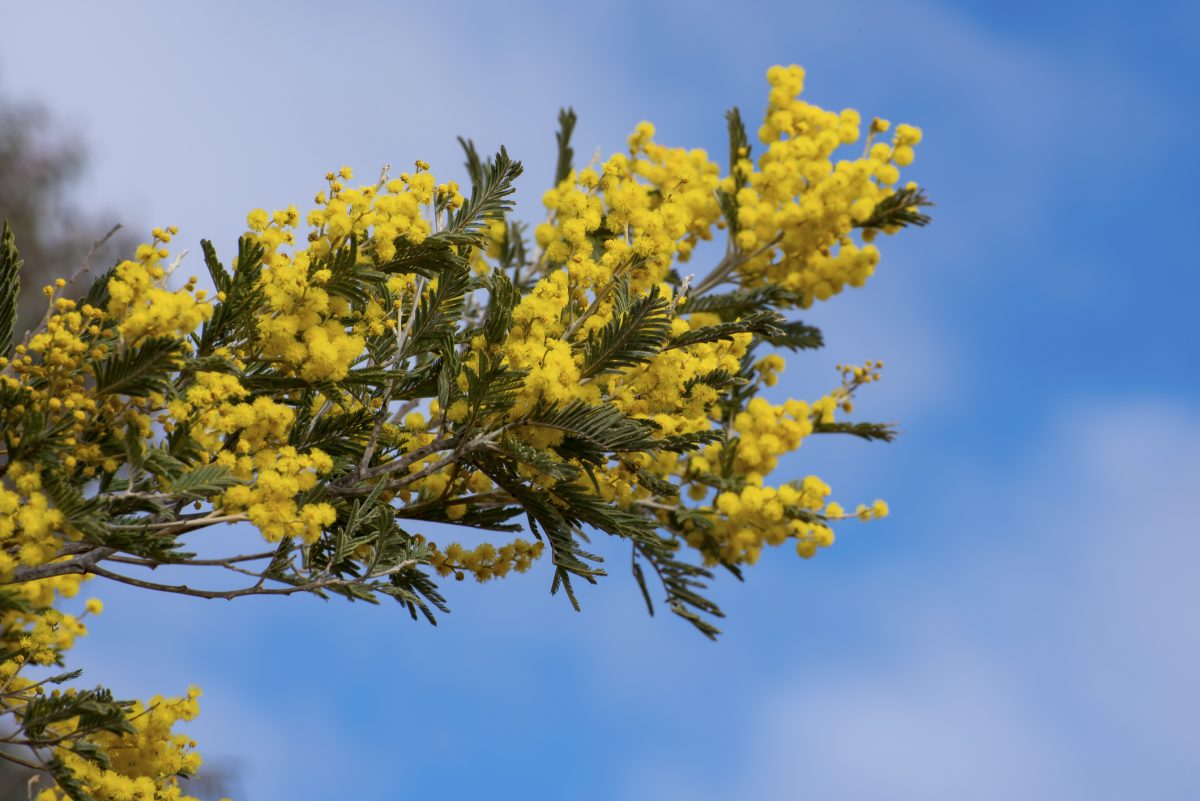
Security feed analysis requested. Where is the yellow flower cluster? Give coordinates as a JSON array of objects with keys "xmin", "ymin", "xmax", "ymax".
[
  {"xmin": 454, "ymin": 65, "xmax": 910, "ymax": 568},
  {"xmin": 608, "ymin": 321, "xmax": 750, "ymax": 434},
  {"xmin": 427, "ymin": 538, "xmax": 545, "ymax": 582},
  {"xmin": 0, "ymin": 564, "xmax": 210, "ymax": 801},
  {"xmin": 690, "ymin": 475, "xmax": 835, "ymax": 563},
  {"xmin": 171, "ymin": 371, "xmax": 293, "ymax": 453},
  {"xmin": 729, "ymin": 396, "xmax": 818, "ymax": 476},
  {"xmin": 824, "ymin": 498, "xmax": 890, "ymax": 521},
  {"xmin": 161, "ymin": 371, "xmax": 340, "ymax": 542},
  {"xmin": 256, "ymin": 256, "xmax": 365, "ymax": 383},
  {"xmin": 728, "ymin": 64, "xmax": 922, "ymax": 306},
  {"xmin": 533, "ymin": 122, "xmax": 723, "ymax": 315},
  {"xmin": 35, "ymin": 686, "xmax": 210, "ymax": 801},
  {"xmin": 627, "ymin": 121, "xmax": 725, "ymax": 262},
  {"xmin": 4, "ymin": 299, "xmax": 105, "ymax": 473},
  {"xmin": 243, "ymin": 161, "xmax": 463, "ymax": 383},
  {"xmin": 220, "ymin": 447, "xmax": 337, "ymax": 542},
  {"xmin": 107, "ymin": 228, "xmax": 215, "ymax": 342},
  {"xmin": 0, "ymin": 469, "xmax": 67, "ymax": 577},
  {"xmin": 503, "ymin": 271, "xmax": 596, "ymax": 417},
  {"xmin": 536, "ymin": 175, "xmax": 607, "ymax": 288},
  {"xmin": 0, "ymin": 582, "xmax": 87, "ymax": 678}
]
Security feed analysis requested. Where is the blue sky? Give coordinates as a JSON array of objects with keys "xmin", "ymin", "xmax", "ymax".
[{"xmin": 3, "ymin": 1, "xmax": 1198, "ymax": 798}]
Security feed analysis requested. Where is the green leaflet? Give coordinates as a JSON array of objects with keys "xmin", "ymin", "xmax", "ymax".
[
  {"xmin": 578, "ymin": 284, "xmax": 673, "ymax": 379},
  {"xmin": 554, "ymin": 107, "xmax": 578, "ymax": 185},
  {"xmin": 857, "ymin": 184, "xmax": 933, "ymax": 231},
  {"xmin": 0, "ymin": 220, "xmax": 21, "ymax": 358},
  {"xmin": 445, "ymin": 146, "xmax": 523, "ymax": 247},
  {"xmin": 90, "ymin": 335, "xmax": 184, "ymax": 397}
]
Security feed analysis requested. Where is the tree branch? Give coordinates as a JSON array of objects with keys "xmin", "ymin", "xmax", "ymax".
[
  {"xmin": 85, "ymin": 560, "xmax": 418, "ymax": 601},
  {"xmin": 5, "ymin": 548, "xmax": 115, "ymax": 585}
]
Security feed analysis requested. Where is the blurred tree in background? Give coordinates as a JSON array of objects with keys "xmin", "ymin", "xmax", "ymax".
[{"xmin": 0, "ymin": 87, "xmax": 132, "ymax": 336}]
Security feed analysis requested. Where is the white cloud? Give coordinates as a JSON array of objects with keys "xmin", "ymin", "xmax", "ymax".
[
  {"xmin": 635, "ymin": 399, "xmax": 1200, "ymax": 800},
  {"xmin": 744, "ymin": 645, "xmax": 1083, "ymax": 801}
]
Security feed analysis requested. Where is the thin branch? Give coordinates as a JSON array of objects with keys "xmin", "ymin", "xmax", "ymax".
[
  {"xmin": 104, "ymin": 551, "xmax": 277, "ymax": 569},
  {"xmin": 0, "ymin": 747, "xmax": 46, "ymax": 773},
  {"xmin": 106, "ymin": 512, "xmax": 247, "ymax": 533},
  {"xmin": 5, "ymin": 548, "xmax": 114, "ymax": 585},
  {"xmin": 690, "ymin": 234, "xmax": 781, "ymax": 298},
  {"xmin": 85, "ymin": 560, "xmax": 418, "ymax": 601},
  {"xmin": 332, "ymin": 430, "xmax": 502, "ymax": 498},
  {"xmin": 339, "ymin": 435, "xmax": 459, "ymax": 486}
]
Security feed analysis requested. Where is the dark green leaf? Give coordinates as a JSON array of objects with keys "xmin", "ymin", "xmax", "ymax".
[
  {"xmin": 764, "ymin": 319, "xmax": 823, "ymax": 351},
  {"xmin": 90, "ymin": 336, "xmax": 182, "ymax": 397},
  {"xmin": 525, "ymin": 400, "xmax": 656, "ymax": 463},
  {"xmin": 666, "ymin": 310, "xmax": 784, "ymax": 350},
  {"xmin": 634, "ymin": 536, "xmax": 724, "ymax": 640},
  {"xmin": 168, "ymin": 464, "xmax": 240, "ymax": 498},
  {"xmin": 444, "ymin": 147, "xmax": 524, "ymax": 246},
  {"xmin": 554, "ymin": 107, "xmax": 578, "ymax": 185},
  {"xmin": 0, "ymin": 220, "xmax": 21, "ymax": 357},
  {"xmin": 47, "ymin": 756, "xmax": 96, "ymax": 801},
  {"xmin": 198, "ymin": 237, "xmax": 265, "ymax": 355},
  {"xmin": 458, "ymin": 136, "xmax": 485, "ymax": 188},
  {"xmin": 579, "ymin": 284, "xmax": 672, "ymax": 379},
  {"xmin": 401, "ymin": 265, "xmax": 471, "ymax": 358},
  {"xmin": 482, "ymin": 269, "xmax": 518, "ymax": 345},
  {"xmin": 812, "ymin": 420, "xmax": 898, "ymax": 442},
  {"xmin": 857, "ymin": 185, "xmax": 933, "ymax": 231},
  {"xmin": 682, "ymin": 285, "xmax": 799, "ymax": 318}
]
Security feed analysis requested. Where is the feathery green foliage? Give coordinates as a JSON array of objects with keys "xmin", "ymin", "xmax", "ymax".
[
  {"xmin": 0, "ymin": 73, "xmax": 931, "ymax": 795},
  {"xmin": 0, "ymin": 222, "xmax": 20, "ymax": 358}
]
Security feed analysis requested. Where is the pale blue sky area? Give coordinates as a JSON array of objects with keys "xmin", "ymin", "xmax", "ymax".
[{"xmin": 3, "ymin": 1, "xmax": 1198, "ymax": 798}]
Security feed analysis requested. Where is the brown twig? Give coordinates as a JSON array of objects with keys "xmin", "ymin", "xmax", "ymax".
[
  {"xmin": 85, "ymin": 560, "xmax": 418, "ymax": 600},
  {"xmin": 21, "ymin": 223, "xmax": 122, "ymax": 346},
  {"xmin": 6, "ymin": 548, "xmax": 115, "ymax": 584},
  {"xmin": 690, "ymin": 233, "xmax": 782, "ymax": 298}
]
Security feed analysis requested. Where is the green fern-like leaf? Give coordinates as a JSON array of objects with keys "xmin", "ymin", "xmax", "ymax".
[
  {"xmin": 649, "ymin": 428, "xmax": 725, "ymax": 454},
  {"xmin": 812, "ymin": 420, "xmax": 898, "ymax": 442},
  {"xmin": 377, "ymin": 235, "xmax": 463, "ymax": 279},
  {"xmin": 526, "ymin": 400, "xmax": 657, "ymax": 463},
  {"xmin": 383, "ymin": 565, "xmax": 452, "ymax": 625},
  {"xmin": 90, "ymin": 336, "xmax": 183, "ymax": 397},
  {"xmin": 198, "ymin": 237, "xmax": 265, "ymax": 355},
  {"xmin": 554, "ymin": 107, "xmax": 578, "ymax": 185},
  {"xmin": 858, "ymin": 185, "xmax": 933, "ymax": 231},
  {"xmin": 682, "ymin": 285, "xmax": 799, "ymax": 318},
  {"xmin": 47, "ymin": 756, "xmax": 97, "ymax": 801},
  {"xmin": 168, "ymin": 464, "xmax": 240, "ymax": 498},
  {"xmin": 0, "ymin": 220, "xmax": 21, "ymax": 357},
  {"xmin": 462, "ymin": 351, "xmax": 527, "ymax": 424},
  {"xmin": 444, "ymin": 147, "xmax": 524, "ymax": 246},
  {"xmin": 666, "ymin": 309, "xmax": 784, "ymax": 350},
  {"xmin": 482, "ymin": 269, "xmax": 519, "ymax": 344},
  {"xmin": 23, "ymin": 687, "xmax": 135, "ymax": 741},
  {"xmin": 472, "ymin": 456, "xmax": 605, "ymax": 605},
  {"xmin": 634, "ymin": 536, "xmax": 724, "ymax": 640},
  {"xmin": 683, "ymin": 368, "xmax": 747, "ymax": 396},
  {"xmin": 579, "ymin": 284, "xmax": 673, "ymax": 379},
  {"xmin": 458, "ymin": 136, "xmax": 486, "ymax": 189},
  {"xmin": 201, "ymin": 237, "xmax": 231, "ymax": 293},
  {"xmin": 401, "ymin": 264, "xmax": 471, "ymax": 358},
  {"xmin": 764, "ymin": 319, "xmax": 824, "ymax": 351},
  {"xmin": 40, "ymin": 468, "xmax": 107, "ymax": 542},
  {"xmin": 714, "ymin": 107, "xmax": 752, "ymax": 237}
]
